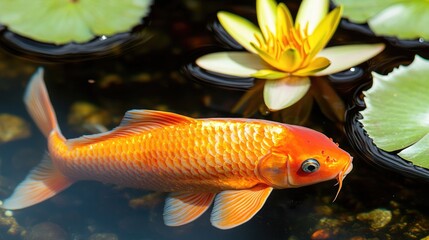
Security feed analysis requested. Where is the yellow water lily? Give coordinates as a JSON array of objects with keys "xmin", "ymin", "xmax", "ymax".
[{"xmin": 196, "ymin": 0, "xmax": 385, "ymax": 111}]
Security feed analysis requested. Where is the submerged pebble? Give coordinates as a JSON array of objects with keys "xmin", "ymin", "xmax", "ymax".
[
  {"xmin": 310, "ymin": 229, "xmax": 332, "ymax": 240},
  {"xmin": 314, "ymin": 205, "xmax": 334, "ymax": 216},
  {"xmin": 129, "ymin": 192, "xmax": 164, "ymax": 209},
  {"xmin": 67, "ymin": 102, "xmax": 112, "ymax": 134},
  {"xmin": 0, "ymin": 208, "xmax": 25, "ymax": 237},
  {"xmin": 4, "ymin": 210, "xmax": 13, "ymax": 217},
  {"xmin": 356, "ymin": 208, "xmax": 392, "ymax": 230},
  {"xmin": 25, "ymin": 222, "xmax": 68, "ymax": 240},
  {"xmin": 97, "ymin": 74, "xmax": 124, "ymax": 89},
  {"xmin": 88, "ymin": 233, "xmax": 119, "ymax": 240},
  {"xmin": 0, "ymin": 114, "xmax": 31, "ymax": 143}
]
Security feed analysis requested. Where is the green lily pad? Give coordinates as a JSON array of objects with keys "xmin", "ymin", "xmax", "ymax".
[
  {"xmin": 332, "ymin": 0, "xmax": 404, "ymax": 23},
  {"xmin": 333, "ymin": 0, "xmax": 429, "ymax": 40},
  {"xmin": 0, "ymin": 0, "xmax": 153, "ymax": 45},
  {"xmin": 398, "ymin": 133, "xmax": 429, "ymax": 166},
  {"xmin": 360, "ymin": 55, "xmax": 429, "ymax": 167}
]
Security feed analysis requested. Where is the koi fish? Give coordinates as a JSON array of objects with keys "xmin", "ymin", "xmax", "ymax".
[{"xmin": 3, "ymin": 68, "xmax": 353, "ymax": 229}]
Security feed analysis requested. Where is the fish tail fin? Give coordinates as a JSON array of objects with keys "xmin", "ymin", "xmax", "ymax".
[
  {"xmin": 2, "ymin": 69, "xmax": 73, "ymax": 210},
  {"xmin": 2, "ymin": 153, "xmax": 73, "ymax": 210},
  {"xmin": 23, "ymin": 68, "xmax": 61, "ymax": 138}
]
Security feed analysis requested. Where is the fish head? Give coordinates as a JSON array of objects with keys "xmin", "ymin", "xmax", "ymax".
[{"xmin": 258, "ymin": 125, "xmax": 352, "ymax": 199}]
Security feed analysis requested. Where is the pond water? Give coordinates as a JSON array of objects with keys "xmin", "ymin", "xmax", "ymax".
[{"xmin": 0, "ymin": 1, "xmax": 429, "ymax": 239}]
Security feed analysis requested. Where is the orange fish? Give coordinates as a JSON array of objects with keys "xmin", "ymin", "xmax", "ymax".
[{"xmin": 3, "ymin": 69, "xmax": 353, "ymax": 229}]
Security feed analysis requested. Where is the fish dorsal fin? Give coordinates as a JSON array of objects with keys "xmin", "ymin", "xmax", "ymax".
[
  {"xmin": 67, "ymin": 110, "xmax": 194, "ymax": 148},
  {"xmin": 118, "ymin": 110, "xmax": 194, "ymax": 129},
  {"xmin": 164, "ymin": 192, "xmax": 216, "ymax": 227},
  {"xmin": 210, "ymin": 185, "xmax": 273, "ymax": 229}
]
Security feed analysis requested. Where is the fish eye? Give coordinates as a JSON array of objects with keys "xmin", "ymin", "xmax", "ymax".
[{"xmin": 301, "ymin": 158, "xmax": 320, "ymax": 173}]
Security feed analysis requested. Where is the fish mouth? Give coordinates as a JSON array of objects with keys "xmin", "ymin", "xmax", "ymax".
[
  {"xmin": 333, "ymin": 158, "xmax": 353, "ymax": 202},
  {"xmin": 344, "ymin": 162, "xmax": 353, "ymax": 175}
]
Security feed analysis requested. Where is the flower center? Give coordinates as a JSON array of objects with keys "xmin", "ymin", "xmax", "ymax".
[{"xmin": 253, "ymin": 24, "xmax": 313, "ymax": 73}]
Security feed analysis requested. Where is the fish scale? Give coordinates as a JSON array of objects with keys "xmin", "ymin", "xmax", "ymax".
[{"xmin": 49, "ymin": 120, "xmax": 282, "ymax": 192}]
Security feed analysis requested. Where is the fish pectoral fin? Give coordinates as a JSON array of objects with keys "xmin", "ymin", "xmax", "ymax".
[
  {"xmin": 210, "ymin": 185, "xmax": 273, "ymax": 230},
  {"xmin": 163, "ymin": 192, "xmax": 215, "ymax": 227},
  {"xmin": 2, "ymin": 153, "xmax": 74, "ymax": 210}
]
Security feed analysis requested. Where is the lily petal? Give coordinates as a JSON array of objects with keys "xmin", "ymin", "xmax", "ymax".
[
  {"xmin": 196, "ymin": 52, "xmax": 270, "ymax": 77},
  {"xmin": 307, "ymin": 6, "xmax": 343, "ymax": 59},
  {"xmin": 295, "ymin": 0, "xmax": 329, "ymax": 34},
  {"xmin": 263, "ymin": 76, "xmax": 311, "ymax": 111},
  {"xmin": 279, "ymin": 48, "xmax": 302, "ymax": 72},
  {"xmin": 276, "ymin": 3, "xmax": 294, "ymax": 39},
  {"xmin": 251, "ymin": 69, "xmax": 288, "ymax": 79},
  {"xmin": 276, "ymin": 89, "xmax": 313, "ymax": 125},
  {"xmin": 251, "ymin": 42, "xmax": 284, "ymax": 70},
  {"xmin": 218, "ymin": 11, "xmax": 263, "ymax": 54},
  {"xmin": 312, "ymin": 43, "xmax": 385, "ymax": 76},
  {"xmin": 294, "ymin": 57, "xmax": 330, "ymax": 76},
  {"xmin": 257, "ymin": 0, "xmax": 277, "ymax": 39}
]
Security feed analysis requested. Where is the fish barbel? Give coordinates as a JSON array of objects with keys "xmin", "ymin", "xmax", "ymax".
[{"xmin": 2, "ymin": 68, "xmax": 353, "ymax": 229}]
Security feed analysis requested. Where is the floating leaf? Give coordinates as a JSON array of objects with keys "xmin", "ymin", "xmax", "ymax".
[
  {"xmin": 398, "ymin": 133, "xmax": 429, "ymax": 167},
  {"xmin": 333, "ymin": 0, "xmax": 429, "ymax": 40},
  {"xmin": 332, "ymin": 0, "xmax": 403, "ymax": 23},
  {"xmin": 0, "ymin": 0, "xmax": 153, "ymax": 44},
  {"xmin": 360, "ymin": 55, "xmax": 429, "ymax": 167}
]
